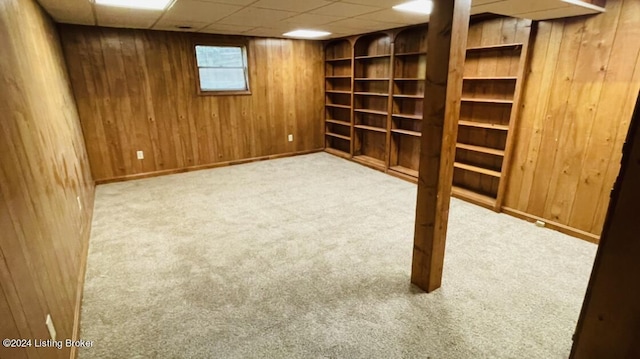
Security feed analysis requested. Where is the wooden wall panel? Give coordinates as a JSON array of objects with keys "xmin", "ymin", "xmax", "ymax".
[
  {"xmin": 503, "ymin": 0, "xmax": 640, "ymax": 240},
  {"xmin": 0, "ymin": 0, "xmax": 95, "ymax": 358},
  {"xmin": 59, "ymin": 26, "xmax": 324, "ymax": 183},
  {"xmin": 570, "ymin": 90, "xmax": 640, "ymax": 359}
]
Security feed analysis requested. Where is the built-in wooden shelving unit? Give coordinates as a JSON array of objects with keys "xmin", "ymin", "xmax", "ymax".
[
  {"xmin": 323, "ymin": 25, "xmax": 427, "ymax": 175},
  {"xmin": 324, "ymin": 39, "xmax": 353, "ymax": 158},
  {"xmin": 452, "ymin": 17, "xmax": 532, "ymax": 210},
  {"xmin": 322, "ymin": 17, "xmax": 535, "ymax": 214},
  {"xmin": 351, "ymin": 32, "xmax": 392, "ymax": 170},
  {"xmin": 388, "ymin": 26, "xmax": 427, "ymax": 177}
]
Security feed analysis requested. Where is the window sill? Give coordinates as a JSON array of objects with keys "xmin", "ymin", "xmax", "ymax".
[{"xmin": 198, "ymin": 90, "xmax": 252, "ymax": 96}]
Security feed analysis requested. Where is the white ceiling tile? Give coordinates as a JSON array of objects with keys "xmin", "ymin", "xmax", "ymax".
[
  {"xmin": 163, "ymin": 1, "xmax": 243, "ymax": 23},
  {"xmin": 242, "ymin": 27, "xmax": 290, "ymax": 38},
  {"xmin": 252, "ymin": 0, "xmax": 333, "ymax": 13},
  {"xmin": 328, "ymin": 18, "xmax": 401, "ymax": 30},
  {"xmin": 321, "ymin": 23, "xmax": 371, "ymax": 35},
  {"xmin": 356, "ymin": 8, "xmax": 429, "ymax": 24},
  {"xmin": 200, "ymin": 23, "xmax": 256, "ymax": 33},
  {"xmin": 37, "ymin": 0, "xmax": 94, "ymax": 25},
  {"xmin": 338, "ymin": 0, "xmax": 407, "ymax": 7},
  {"xmin": 153, "ymin": 19, "xmax": 210, "ymax": 31},
  {"xmin": 217, "ymin": 7, "xmax": 298, "ymax": 26},
  {"xmin": 310, "ymin": 2, "xmax": 382, "ymax": 17},
  {"xmin": 95, "ymin": 6, "xmax": 163, "ymax": 28},
  {"xmin": 283, "ymin": 13, "xmax": 342, "ymax": 26},
  {"xmin": 197, "ymin": 0, "xmax": 257, "ymax": 5}
]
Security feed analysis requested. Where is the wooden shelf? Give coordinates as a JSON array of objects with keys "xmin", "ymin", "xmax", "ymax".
[
  {"xmin": 325, "ymin": 132, "xmax": 350, "ymax": 141},
  {"xmin": 392, "ymin": 113, "xmax": 422, "ymax": 120},
  {"xmin": 394, "ymin": 51, "xmax": 427, "ymax": 56},
  {"xmin": 355, "ymin": 124, "xmax": 387, "ymax": 133},
  {"xmin": 466, "ymin": 43, "xmax": 523, "ymax": 52},
  {"xmin": 326, "ymin": 103, "xmax": 351, "ymax": 109},
  {"xmin": 391, "ymin": 129, "xmax": 421, "ymax": 137},
  {"xmin": 456, "ymin": 143, "xmax": 505, "ymax": 156},
  {"xmin": 461, "ymin": 98, "xmax": 513, "ymax": 104},
  {"xmin": 326, "ymin": 90, "xmax": 351, "ymax": 94},
  {"xmin": 452, "ymin": 186, "xmax": 496, "ymax": 208},
  {"xmin": 394, "ymin": 78, "xmax": 425, "ymax": 81},
  {"xmin": 355, "ymin": 78, "xmax": 390, "ymax": 81},
  {"xmin": 353, "ymin": 155, "xmax": 385, "ymax": 169},
  {"xmin": 454, "ymin": 162, "xmax": 502, "ymax": 178},
  {"xmin": 326, "ymin": 119, "xmax": 350, "ymax": 126},
  {"xmin": 389, "ymin": 165, "xmax": 418, "ymax": 178},
  {"xmin": 325, "ymin": 147, "xmax": 351, "ymax": 159},
  {"xmin": 393, "ymin": 94, "xmax": 423, "ymax": 99},
  {"xmin": 354, "ymin": 108, "xmax": 388, "ymax": 116},
  {"xmin": 354, "ymin": 92, "xmax": 389, "ymax": 97},
  {"xmin": 326, "ymin": 75, "xmax": 352, "ymax": 79},
  {"xmin": 355, "ymin": 54, "xmax": 391, "ymax": 60},
  {"xmin": 463, "ymin": 76, "xmax": 518, "ymax": 81},
  {"xmin": 458, "ymin": 120, "xmax": 509, "ymax": 131},
  {"xmin": 326, "ymin": 57, "xmax": 352, "ymax": 62}
]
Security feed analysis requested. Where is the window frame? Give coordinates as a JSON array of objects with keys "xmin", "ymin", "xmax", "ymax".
[{"xmin": 192, "ymin": 38, "xmax": 252, "ymax": 96}]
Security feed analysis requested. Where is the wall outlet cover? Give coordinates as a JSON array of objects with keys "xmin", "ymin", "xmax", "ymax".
[
  {"xmin": 136, "ymin": 150, "xmax": 144, "ymax": 159},
  {"xmin": 45, "ymin": 314, "xmax": 57, "ymax": 341}
]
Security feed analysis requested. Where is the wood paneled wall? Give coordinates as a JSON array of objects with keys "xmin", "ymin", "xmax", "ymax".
[
  {"xmin": 503, "ymin": 0, "xmax": 640, "ymax": 241},
  {"xmin": 0, "ymin": 0, "xmax": 94, "ymax": 358},
  {"xmin": 570, "ymin": 91, "xmax": 640, "ymax": 358},
  {"xmin": 58, "ymin": 25, "xmax": 324, "ymax": 183}
]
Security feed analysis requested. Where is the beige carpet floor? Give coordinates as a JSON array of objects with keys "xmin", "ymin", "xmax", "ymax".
[{"xmin": 79, "ymin": 152, "xmax": 597, "ymax": 358}]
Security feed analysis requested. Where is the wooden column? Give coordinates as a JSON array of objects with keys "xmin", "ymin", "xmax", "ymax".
[
  {"xmin": 570, "ymin": 92, "xmax": 640, "ymax": 358},
  {"xmin": 411, "ymin": 0, "xmax": 471, "ymax": 292}
]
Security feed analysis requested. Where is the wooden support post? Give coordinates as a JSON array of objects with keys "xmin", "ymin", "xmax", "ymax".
[
  {"xmin": 570, "ymin": 92, "xmax": 640, "ymax": 358},
  {"xmin": 411, "ymin": 0, "xmax": 471, "ymax": 292}
]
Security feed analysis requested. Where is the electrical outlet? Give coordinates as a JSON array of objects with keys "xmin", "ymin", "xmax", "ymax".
[
  {"xmin": 45, "ymin": 314, "xmax": 57, "ymax": 341},
  {"xmin": 288, "ymin": 134, "xmax": 293, "ymax": 142},
  {"xmin": 136, "ymin": 150, "xmax": 144, "ymax": 160}
]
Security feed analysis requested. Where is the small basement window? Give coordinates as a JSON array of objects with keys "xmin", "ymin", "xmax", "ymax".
[{"xmin": 194, "ymin": 44, "xmax": 250, "ymax": 95}]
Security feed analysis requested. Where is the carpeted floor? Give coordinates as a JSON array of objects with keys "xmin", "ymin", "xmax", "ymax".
[{"xmin": 79, "ymin": 152, "xmax": 597, "ymax": 358}]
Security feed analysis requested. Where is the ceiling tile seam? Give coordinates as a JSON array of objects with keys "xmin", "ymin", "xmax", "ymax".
[
  {"xmin": 149, "ymin": 0, "xmax": 178, "ymax": 29},
  {"xmin": 204, "ymin": 0, "xmax": 263, "ymax": 30},
  {"xmin": 89, "ymin": 0, "xmax": 98, "ymax": 26},
  {"xmin": 154, "ymin": 0, "xmax": 260, "ymax": 32}
]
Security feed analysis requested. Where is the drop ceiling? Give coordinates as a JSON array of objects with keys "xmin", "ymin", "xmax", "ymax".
[{"xmin": 37, "ymin": 0, "xmax": 604, "ymax": 39}]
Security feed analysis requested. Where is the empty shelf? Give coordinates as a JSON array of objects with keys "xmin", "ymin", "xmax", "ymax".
[
  {"xmin": 461, "ymin": 98, "xmax": 513, "ymax": 104},
  {"xmin": 354, "ymin": 92, "xmax": 389, "ymax": 97},
  {"xmin": 456, "ymin": 143, "xmax": 505, "ymax": 156},
  {"xmin": 451, "ymin": 186, "xmax": 496, "ymax": 208},
  {"xmin": 325, "ymin": 119, "xmax": 350, "ymax": 126},
  {"xmin": 355, "ymin": 125, "xmax": 387, "ymax": 133},
  {"xmin": 391, "ymin": 129, "xmax": 421, "ymax": 137},
  {"xmin": 326, "ymin": 103, "xmax": 351, "ymax": 109},
  {"xmin": 389, "ymin": 165, "xmax": 419, "ymax": 177},
  {"xmin": 354, "ymin": 109, "xmax": 388, "ymax": 116},
  {"xmin": 325, "ymin": 132, "xmax": 350, "ymax": 141},
  {"xmin": 458, "ymin": 120, "xmax": 509, "ymax": 131},
  {"xmin": 466, "ymin": 43, "xmax": 523, "ymax": 52},
  {"xmin": 392, "ymin": 113, "xmax": 422, "ymax": 120},
  {"xmin": 454, "ymin": 162, "xmax": 502, "ymax": 178}
]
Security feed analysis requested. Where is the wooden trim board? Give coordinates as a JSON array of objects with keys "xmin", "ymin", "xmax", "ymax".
[
  {"xmin": 502, "ymin": 207, "xmax": 600, "ymax": 243},
  {"xmin": 96, "ymin": 149, "xmax": 323, "ymax": 185}
]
